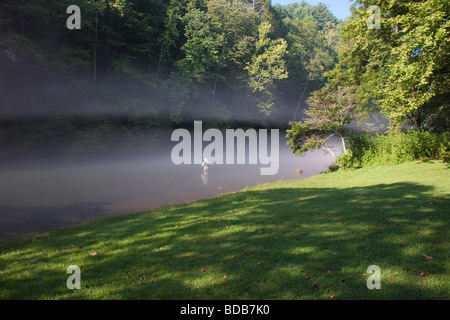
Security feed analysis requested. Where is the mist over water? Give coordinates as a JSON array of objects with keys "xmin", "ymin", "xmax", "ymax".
[{"xmin": 0, "ymin": 132, "xmax": 341, "ymax": 243}]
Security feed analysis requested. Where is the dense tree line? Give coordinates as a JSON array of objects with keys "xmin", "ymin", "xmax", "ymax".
[
  {"xmin": 336, "ymin": 0, "xmax": 450, "ymax": 132},
  {"xmin": 0, "ymin": 0, "xmax": 340, "ymax": 125},
  {"xmin": 287, "ymin": 0, "xmax": 449, "ymax": 161}
]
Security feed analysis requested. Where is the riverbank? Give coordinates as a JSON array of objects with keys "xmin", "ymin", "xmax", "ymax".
[{"xmin": 0, "ymin": 161, "xmax": 448, "ymax": 299}]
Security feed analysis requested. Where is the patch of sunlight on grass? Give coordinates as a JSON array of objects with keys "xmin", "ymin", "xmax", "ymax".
[
  {"xmin": 269, "ymin": 264, "xmax": 304, "ymax": 278},
  {"xmin": 311, "ymin": 230, "xmax": 347, "ymax": 238},
  {"xmin": 290, "ymin": 246, "xmax": 318, "ymax": 256},
  {"xmin": 175, "ymin": 252, "xmax": 197, "ymax": 259},
  {"xmin": 138, "ymin": 231, "xmax": 177, "ymax": 241},
  {"xmin": 297, "ymin": 195, "xmax": 320, "ymax": 201},
  {"xmin": 184, "ymin": 274, "xmax": 224, "ymax": 289}
]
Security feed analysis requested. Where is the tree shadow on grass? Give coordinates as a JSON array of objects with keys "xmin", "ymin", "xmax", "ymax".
[{"xmin": 0, "ymin": 182, "xmax": 448, "ymax": 299}]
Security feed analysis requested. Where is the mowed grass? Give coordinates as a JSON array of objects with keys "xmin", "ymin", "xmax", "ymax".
[{"xmin": 0, "ymin": 161, "xmax": 448, "ymax": 300}]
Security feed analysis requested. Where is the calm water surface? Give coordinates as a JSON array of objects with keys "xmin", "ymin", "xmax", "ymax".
[{"xmin": 0, "ymin": 135, "xmax": 342, "ymax": 243}]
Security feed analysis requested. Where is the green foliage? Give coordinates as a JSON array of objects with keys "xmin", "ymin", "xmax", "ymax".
[
  {"xmin": 286, "ymin": 120, "xmax": 324, "ymax": 156},
  {"xmin": 276, "ymin": 7, "xmax": 340, "ymax": 122},
  {"xmin": 286, "ymin": 86, "xmax": 357, "ymax": 158},
  {"xmin": 157, "ymin": 0, "xmax": 183, "ymax": 72},
  {"xmin": 274, "ymin": 1, "xmax": 339, "ymax": 30},
  {"xmin": 246, "ymin": 21, "xmax": 288, "ymax": 115},
  {"xmin": 0, "ymin": 0, "xmax": 341, "ymax": 131},
  {"xmin": 282, "ymin": 18, "xmax": 337, "ymax": 82},
  {"xmin": 415, "ymin": 92, "xmax": 450, "ymax": 133},
  {"xmin": 177, "ymin": 5, "xmax": 225, "ymax": 83},
  {"xmin": 326, "ymin": 0, "xmax": 450, "ymax": 129},
  {"xmin": 337, "ymin": 131, "xmax": 450, "ymax": 169}
]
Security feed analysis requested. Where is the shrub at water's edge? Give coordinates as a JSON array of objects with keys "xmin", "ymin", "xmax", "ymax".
[{"xmin": 336, "ymin": 130, "xmax": 449, "ymax": 170}]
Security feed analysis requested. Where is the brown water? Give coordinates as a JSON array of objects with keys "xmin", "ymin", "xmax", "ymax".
[{"xmin": 0, "ymin": 135, "xmax": 341, "ymax": 243}]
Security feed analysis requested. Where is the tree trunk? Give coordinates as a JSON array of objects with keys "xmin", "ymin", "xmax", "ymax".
[
  {"xmin": 414, "ymin": 109, "xmax": 422, "ymax": 128},
  {"xmin": 157, "ymin": 42, "xmax": 164, "ymax": 74},
  {"xmin": 21, "ymin": 11, "xmax": 25, "ymax": 35},
  {"xmin": 93, "ymin": 11, "xmax": 98, "ymax": 87},
  {"xmin": 329, "ymin": 149, "xmax": 337, "ymax": 159},
  {"xmin": 323, "ymin": 135, "xmax": 337, "ymax": 159},
  {"xmin": 212, "ymin": 69, "xmax": 219, "ymax": 99},
  {"xmin": 340, "ymin": 134, "xmax": 347, "ymax": 153},
  {"xmin": 293, "ymin": 72, "xmax": 312, "ymax": 121},
  {"xmin": 323, "ymin": 146, "xmax": 336, "ymax": 159}
]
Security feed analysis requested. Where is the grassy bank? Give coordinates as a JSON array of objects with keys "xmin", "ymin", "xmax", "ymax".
[{"xmin": 0, "ymin": 161, "xmax": 449, "ymax": 300}]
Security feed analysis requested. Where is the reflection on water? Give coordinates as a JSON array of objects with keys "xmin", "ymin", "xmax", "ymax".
[{"xmin": 0, "ymin": 135, "xmax": 342, "ymax": 243}]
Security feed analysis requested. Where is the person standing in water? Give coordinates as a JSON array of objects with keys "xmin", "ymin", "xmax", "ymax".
[{"xmin": 201, "ymin": 158, "xmax": 210, "ymax": 185}]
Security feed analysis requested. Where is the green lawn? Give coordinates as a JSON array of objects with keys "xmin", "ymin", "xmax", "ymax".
[{"xmin": 0, "ymin": 161, "xmax": 448, "ymax": 300}]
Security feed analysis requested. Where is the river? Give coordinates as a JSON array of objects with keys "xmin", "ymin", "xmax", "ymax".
[{"xmin": 0, "ymin": 133, "xmax": 342, "ymax": 243}]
